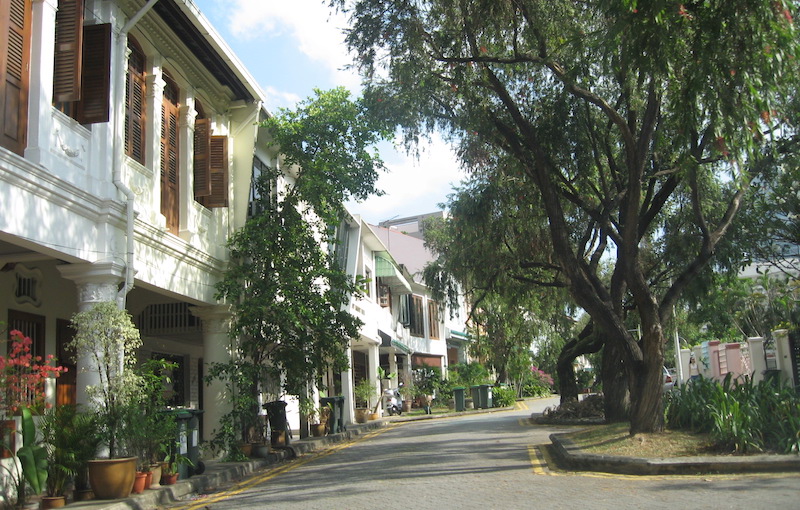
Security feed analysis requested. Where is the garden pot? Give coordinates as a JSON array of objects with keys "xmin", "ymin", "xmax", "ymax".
[
  {"xmin": 73, "ymin": 489, "xmax": 94, "ymax": 501},
  {"xmin": 40, "ymin": 496, "xmax": 66, "ymax": 509},
  {"xmin": 354, "ymin": 408, "xmax": 369, "ymax": 424},
  {"xmin": 270, "ymin": 430, "xmax": 287, "ymax": 447},
  {"xmin": 238, "ymin": 442, "xmax": 253, "ymax": 457},
  {"xmin": 368, "ymin": 412, "xmax": 379, "ymax": 421},
  {"xmin": 132, "ymin": 471, "xmax": 147, "ymax": 494},
  {"xmin": 310, "ymin": 423, "xmax": 326, "ymax": 437},
  {"xmin": 252, "ymin": 443, "xmax": 272, "ymax": 458},
  {"xmin": 88, "ymin": 457, "xmax": 137, "ymax": 500},
  {"xmin": 161, "ymin": 472, "xmax": 179, "ymax": 485},
  {"xmin": 149, "ymin": 464, "xmax": 162, "ymax": 487}
]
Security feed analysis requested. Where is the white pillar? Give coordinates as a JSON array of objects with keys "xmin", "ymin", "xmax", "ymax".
[
  {"xmin": 24, "ymin": 0, "xmax": 58, "ymax": 164},
  {"xmin": 57, "ymin": 261, "xmax": 126, "ymax": 407},
  {"xmin": 342, "ymin": 348, "xmax": 354, "ymax": 425},
  {"xmin": 748, "ymin": 337, "xmax": 766, "ymax": 383},
  {"xmin": 367, "ymin": 343, "xmax": 380, "ymax": 415},
  {"xmin": 189, "ymin": 305, "xmax": 232, "ymax": 443}
]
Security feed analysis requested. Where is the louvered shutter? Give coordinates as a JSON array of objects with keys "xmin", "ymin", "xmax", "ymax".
[
  {"xmin": 206, "ymin": 135, "xmax": 229, "ymax": 208},
  {"xmin": 160, "ymin": 94, "xmax": 180, "ymax": 234},
  {"xmin": 193, "ymin": 118, "xmax": 211, "ymax": 198},
  {"xmin": 124, "ymin": 41, "xmax": 145, "ymax": 163},
  {"xmin": 1, "ymin": 0, "xmax": 31, "ymax": 155},
  {"xmin": 76, "ymin": 23, "xmax": 110, "ymax": 124},
  {"xmin": 53, "ymin": 0, "xmax": 83, "ymax": 103}
]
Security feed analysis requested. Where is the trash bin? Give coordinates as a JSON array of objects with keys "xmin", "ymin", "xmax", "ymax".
[
  {"xmin": 319, "ymin": 396, "xmax": 346, "ymax": 434},
  {"xmin": 478, "ymin": 384, "xmax": 493, "ymax": 409},
  {"xmin": 470, "ymin": 385, "xmax": 482, "ymax": 409},
  {"xmin": 162, "ymin": 408, "xmax": 205, "ymax": 479},
  {"xmin": 263, "ymin": 400, "xmax": 290, "ymax": 446},
  {"xmin": 453, "ymin": 387, "xmax": 466, "ymax": 412}
]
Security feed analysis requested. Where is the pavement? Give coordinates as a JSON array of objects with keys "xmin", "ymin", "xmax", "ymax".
[{"xmin": 54, "ymin": 403, "xmax": 800, "ymax": 510}]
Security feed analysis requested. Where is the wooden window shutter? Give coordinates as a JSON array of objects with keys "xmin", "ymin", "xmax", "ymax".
[
  {"xmin": 193, "ymin": 118, "xmax": 211, "ymax": 198},
  {"xmin": 160, "ymin": 88, "xmax": 180, "ymax": 234},
  {"xmin": 124, "ymin": 40, "xmax": 145, "ymax": 163},
  {"xmin": 76, "ymin": 23, "xmax": 110, "ymax": 124},
  {"xmin": 1, "ymin": 0, "xmax": 32, "ymax": 155},
  {"xmin": 53, "ymin": 0, "xmax": 83, "ymax": 103},
  {"xmin": 205, "ymin": 135, "xmax": 229, "ymax": 208}
]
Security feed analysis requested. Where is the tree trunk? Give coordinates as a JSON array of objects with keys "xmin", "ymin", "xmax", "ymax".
[
  {"xmin": 601, "ymin": 339, "xmax": 629, "ymax": 422},
  {"xmin": 627, "ymin": 329, "xmax": 666, "ymax": 434},
  {"xmin": 557, "ymin": 355, "xmax": 578, "ymax": 404}
]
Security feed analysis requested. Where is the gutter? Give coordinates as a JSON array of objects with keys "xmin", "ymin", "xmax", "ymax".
[{"xmin": 113, "ymin": 0, "xmax": 161, "ymax": 306}]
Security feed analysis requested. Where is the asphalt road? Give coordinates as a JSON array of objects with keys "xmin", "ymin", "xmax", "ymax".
[{"xmin": 163, "ymin": 397, "xmax": 800, "ymax": 510}]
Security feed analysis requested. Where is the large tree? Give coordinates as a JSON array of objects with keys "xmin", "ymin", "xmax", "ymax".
[
  {"xmin": 214, "ymin": 87, "xmax": 391, "ymax": 415},
  {"xmin": 335, "ymin": 0, "xmax": 798, "ymax": 433}
]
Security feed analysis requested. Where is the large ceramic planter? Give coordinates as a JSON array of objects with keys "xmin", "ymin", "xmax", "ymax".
[
  {"xmin": 270, "ymin": 430, "xmax": 287, "ymax": 447},
  {"xmin": 88, "ymin": 457, "xmax": 137, "ymax": 500},
  {"xmin": 310, "ymin": 423, "xmax": 326, "ymax": 437}
]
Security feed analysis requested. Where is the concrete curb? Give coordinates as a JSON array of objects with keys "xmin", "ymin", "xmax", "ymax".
[{"xmin": 549, "ymin": 432, "xmax": 800, "ymax": 475}]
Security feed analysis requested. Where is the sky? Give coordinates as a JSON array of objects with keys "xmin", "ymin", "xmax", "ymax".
[{"xmin": 190, "ymin": 0, "xmax": 466, "ymax": 225}]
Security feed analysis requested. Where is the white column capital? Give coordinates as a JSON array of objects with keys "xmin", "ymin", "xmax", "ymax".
[{"xmin": 58, "ymin": 261, "xmax": 125, "ymax": 309}]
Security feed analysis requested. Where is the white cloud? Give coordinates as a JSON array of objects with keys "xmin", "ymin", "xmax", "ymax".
[
  {"xmin": 222, "ymin": 0, "xmax": 357, "ymax": 90},
  {"xmin": 348, "ymin": 134, "xmax": 467, "ymax": 223},
  {"xmin": 261, "ymin": 86, "xmax": 302, "ymax": 112}
]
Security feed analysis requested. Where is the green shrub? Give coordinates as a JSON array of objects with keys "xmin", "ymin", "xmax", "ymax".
[{"xmin": 492, "ymin": 386, "xmax": 516, "ymax": 407}]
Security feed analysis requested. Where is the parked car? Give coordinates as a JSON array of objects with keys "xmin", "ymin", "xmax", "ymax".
[{"xmin": 663, "ymin": 366, "xmax": 675, "ymax": 392}]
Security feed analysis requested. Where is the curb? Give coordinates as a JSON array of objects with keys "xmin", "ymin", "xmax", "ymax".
[{"xmin": 548, "ymin": 432, "xmax": 800, "ymax": 475}]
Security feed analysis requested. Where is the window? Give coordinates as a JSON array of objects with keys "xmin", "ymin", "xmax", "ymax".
[
  {"xmin": 364, "ymin": 268, "xmax": 372, "ymax": 298},
  {"xmin": 247, "ymin": 156, "xmax": 274, "ymax": 217},
  {"xmin": 161, "ymin": 73, "xmax": 179, "ymax": 234},
  {"xmin": 52, "ymin": 1, "xmax": 111, "ymax": 124},
  {"xmin": 193, "ymin": 101, "xmax": 229, "ymax": 209},
  {"xmin": 124, "ymin": 37, "xmax": 146, "ymax": 163},
  {"xmin": 1, "ymin": 0, "xmax": 31, "ymax": 155},
  {"xmin": 428, "ymin": 300, "xmax": 440, "ymax": 339},
  {"xmin": 409, "ymin": 295, "xmax": 424, "ymax": 337}
]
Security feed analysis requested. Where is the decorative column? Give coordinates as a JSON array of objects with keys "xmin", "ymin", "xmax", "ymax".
[
  {"xmin": 367, "ymin": 343, "xmax": 380, "ymax": 416},
  {"xmin": 57, "ymin": 261, "xmax": 125, "ymax": 406},
  {"xmin": 189, "ymin": 305, "xmax": 232, "ymax": 443},
  {"xmin": 341, "ymin": 348, "xmax": 355, "ymax": 425}
]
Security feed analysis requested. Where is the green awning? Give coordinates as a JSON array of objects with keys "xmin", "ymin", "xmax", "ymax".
[
  {"xmin": 391, "ymin": 339, "xmax": 413, "ymax": 354},
  {"xmin": 375, "ymin": 253, "xmax": 412, "ymax": 293}
]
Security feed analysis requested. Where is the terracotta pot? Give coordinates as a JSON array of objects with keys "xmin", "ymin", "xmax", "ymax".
[
  {"xmin": 238, "ymin": 442, "xmax": 253, "ymax": 456},
  {"xmin": 354, "ymin": 408, "xmax": 369, "ymax": 424},
  {"xmin": 161, "ymin": 472, "xmax": 179, "ymax": 485},
  {"xmin": 88, "ymin": 457, "xmax": 137, "ymax": 500},
  {"xmin": 40, "ymin": 496, "xmax": 66, "ymax": 509},
  {"xmin": 310, "ymin": 423, "xmax": 326, "ymax": 437},
  {"xmin": 132, "ymin": 471, "xmax": 147, "ymax": 494},
  {"xmin": 368, "ymin": 412, "xmax": 379, "ymax": 421},
  {"xmin": 144, "ymin": 470, "xmax": 153, "ymax": 488}
]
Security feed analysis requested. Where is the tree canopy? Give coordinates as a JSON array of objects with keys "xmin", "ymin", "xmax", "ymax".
[{"xmin": 334, "ymin": 0, "xmax": 799, "ymax": 433}]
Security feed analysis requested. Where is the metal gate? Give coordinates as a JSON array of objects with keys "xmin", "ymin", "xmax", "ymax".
[{"xmin": 789, "ymin": 331, "xmax": 800, "ymax": 392}]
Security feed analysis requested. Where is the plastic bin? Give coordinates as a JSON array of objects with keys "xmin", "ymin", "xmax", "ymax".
[
  {"xmin": 478, "ymin": 384, "xmax": 493, "ymax": 409},
  {"xmin": 162, "ymin": 408, "xmax": 205, "ymax": 478},
  {"xmin": 263, "ymin": 400, "xmax": 291, "ymax": 446},
  {"xmin": 453, "ymin": 387, "xmax": 466, "ymax": 412},
  {"xmin": 470, "ymin": 385, "xmax": 482, "ymax": 409}
]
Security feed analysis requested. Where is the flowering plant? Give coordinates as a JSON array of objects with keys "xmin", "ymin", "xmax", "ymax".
[{"xmin": 1, "ymin": 330, "xmax": 67, "ymax": 415}]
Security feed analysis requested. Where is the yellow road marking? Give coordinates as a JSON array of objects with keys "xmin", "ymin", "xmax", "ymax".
[
  {"xmin": 527, "ymin": 445, "xmax": 547, "ymax": 475},
  {"xmin": 515, "ymin": 400, "xmax": 529, "ymax": 410},
  {"xmin": 170, "ymin": 425, "xmax": 397, "ymax": 510}
]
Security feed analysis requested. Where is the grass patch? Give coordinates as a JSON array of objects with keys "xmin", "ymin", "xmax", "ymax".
[{"xmin": 565, "ymin": 422, "xmax": 719, "ymax": 458}]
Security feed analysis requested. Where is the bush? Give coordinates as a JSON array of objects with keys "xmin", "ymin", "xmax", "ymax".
[
  {"xmin": 519, "ymin": 366, "xmax": 554, "ymax": 398},
  {"xmin": 665, "ymin": 374, "xmax": 800, "ymax": 454},
  {"xmin": 492, "ymin": 386, "xmax": 516, "ymax": 407}
]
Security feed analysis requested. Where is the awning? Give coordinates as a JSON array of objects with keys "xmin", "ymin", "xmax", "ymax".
[
  {"xmin": 375, "ymin": 253, "xmax": 412, "ymax": 293},
  {"xmin": 379, "ymin": 329, "xmax": 413, "ymax": 354}
]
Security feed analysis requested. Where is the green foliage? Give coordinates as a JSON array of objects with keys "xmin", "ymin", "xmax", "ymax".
[
  {"xmin": 492, "ymin": 386, "xmax": 516, "ymax": 407},
  {"xmin": 336, "ymin": 0, "xmax": 800, "ymax": 434},
  {"xmin": 40, "ymin": 404, "xmax": 99, "ymax": 494},
  {"xmin": 519, "ymin": 366, "xmax": 555, "ymax": 398},
  {"xmin": 412, "ymin": 365, "xmax": 445, "ymax": 397},
  {"xmin": 353, "ymin": 379, "xmax": 377, "ymax": 408},
  {"xmin": 665, "ymin": 374, "xmax": 800, "ymax": 454},
  {"xmin": 448, "ymin": 362, "xmax": 489, "ymax": 388},
  {"xmin": 16, "ymin": 406, "xmax": 47, "ymax": 498},
  {"xmin": 128, "ymin": 359, "xmax": 179, "ymax": 470}
]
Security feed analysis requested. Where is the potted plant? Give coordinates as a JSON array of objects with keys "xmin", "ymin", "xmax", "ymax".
[
  {"xmin": 353, "ymin": 379, "xmax": 376, "ymax": 424},
  {"xmin": 398, "ymin": 384, "xmax": 414, "ymax": 412},
  {"xmin": 40, "ymin": 405, "xmax": 88, "ymax": 508},
  {"xmin": 15, "ymin": 406, "xmax": 47, "ymax": 509},
  {"xmin": 69, "ymin": 301, "xmax": 144, "ymax": 500},
  {"xmin": 300, "ymin": 398, "xmax": 330, "ymax": 437},
  {"xmin": 160, "ymin": 443, "xmax": 194, "ymax": 485}
]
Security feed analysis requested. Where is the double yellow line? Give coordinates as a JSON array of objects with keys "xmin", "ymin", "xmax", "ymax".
[{"xmin": 171, "ymin": 425, "xmax": 396, "ymax": 510}]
